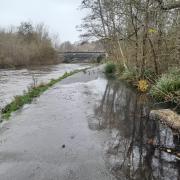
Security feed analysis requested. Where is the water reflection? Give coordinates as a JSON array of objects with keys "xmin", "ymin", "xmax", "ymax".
[{"xmin": 94, "ymin": 79, "xmax": 180, "ymax": 180}]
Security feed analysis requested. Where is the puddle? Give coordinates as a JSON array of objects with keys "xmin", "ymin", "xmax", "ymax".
[{"xmin": 86, "ymin": 78, "xmax": 180, "ymax": 180}]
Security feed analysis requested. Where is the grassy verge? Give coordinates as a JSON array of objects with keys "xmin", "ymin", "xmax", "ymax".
[
  {"xmin": 104, "ymin": 62, "xmax": 180, "ymax": 105},
  {"xmin": 1, "ymin": 69, "xmax": 85, "ymax": 119},
  {"xmin": 150, "ymin": 68, "xmax": 180, "ymax": 104}
]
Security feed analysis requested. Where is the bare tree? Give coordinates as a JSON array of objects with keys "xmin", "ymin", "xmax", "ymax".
[{"xmin": 80, "ymin": 0, "xmax": 180, "ymax": 75}]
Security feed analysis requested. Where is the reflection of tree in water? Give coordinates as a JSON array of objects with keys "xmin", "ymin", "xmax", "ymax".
[{"xmin": 94, "ymin": 80, "xmax": 180, "ymax": 180}]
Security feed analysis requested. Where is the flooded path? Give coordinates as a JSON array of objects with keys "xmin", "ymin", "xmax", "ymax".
[
  {"xmin": 0, "ymin": 63, "xmax": 90, "ymax": 109},
  {"xmin": 0, "ymin": 66, "xmax": 179, "ymax": 180}
]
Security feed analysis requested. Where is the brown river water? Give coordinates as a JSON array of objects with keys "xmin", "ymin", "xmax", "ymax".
[{"xmin": 0, "ymin": 63, "xmax": 91, "ymax": 109}]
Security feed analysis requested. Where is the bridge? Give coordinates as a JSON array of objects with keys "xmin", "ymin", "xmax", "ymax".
[{"xmin": 58, "ymin": 51, "xmax": 106, "ymax": 63}]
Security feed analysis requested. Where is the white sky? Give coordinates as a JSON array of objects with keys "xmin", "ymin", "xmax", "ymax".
[{"xmin": 0, "ymin": 0, "xmax": 86, "ymax": 43}]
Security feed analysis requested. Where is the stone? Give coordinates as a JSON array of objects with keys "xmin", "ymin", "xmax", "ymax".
[{"xmin": 150, "ymin": 109, "xmax": 180, "ymax": 131}]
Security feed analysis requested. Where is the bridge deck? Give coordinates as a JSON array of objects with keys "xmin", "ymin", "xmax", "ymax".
[{"xmin": 57, "ymin": 51, "xmax": 106, "ymax": 63}]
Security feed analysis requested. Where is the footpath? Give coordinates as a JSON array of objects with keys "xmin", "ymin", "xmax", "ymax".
[{"xmin": 0, "ymin": 66, "xmax": 115, "ymax": 180}]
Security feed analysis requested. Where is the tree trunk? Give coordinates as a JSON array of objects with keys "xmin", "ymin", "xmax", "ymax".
[
  {"xmin": 141, "ymin": 0, "xmax": 150, "ymax": 77},
  {"xmin": 148, "ymin": 38, "xmax": 159, "ymax": 74},
  {"xmin": 97, "ymin": 0, "xmax": 107, "ymax": 37}
]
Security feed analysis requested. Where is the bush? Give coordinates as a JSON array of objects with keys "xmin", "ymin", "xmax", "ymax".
[
  {"xmin": 150, "ymin": 68, "xmax": 180, "ymax": 102},
  {"xmin": 0, "ymin": 22, "xmax": 57, "ymax": 68},
  {"xmin": 104, "ymin": 62, "xmax": 116, "ymax": 74}
]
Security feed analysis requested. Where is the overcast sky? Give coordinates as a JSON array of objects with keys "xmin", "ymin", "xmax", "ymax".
[{"xmin": 0, "ymin": 0, "xmax": 86, "ymax": 42}]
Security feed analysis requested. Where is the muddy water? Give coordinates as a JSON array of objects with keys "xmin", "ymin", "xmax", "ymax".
[
  {"xmin": 84, "ymin": 75, "xmax": 180, "ymax": 180},
  {"xmin": 0, "ymin": 63, "xmax": 90, "ymax": 109}
]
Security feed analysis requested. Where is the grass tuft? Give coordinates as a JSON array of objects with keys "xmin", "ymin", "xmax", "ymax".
[
  {"xmin": 104, "ymin": 62, "xmax": 116, "ymax": 74},
  {"xmin": 150, "ymin": 68, "xmax": 180, "ymax": 103}
]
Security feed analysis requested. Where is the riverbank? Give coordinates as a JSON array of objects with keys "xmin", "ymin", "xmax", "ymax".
[
  {"xmin": 0, "ymin": 63, "xmax": 91, "ymax": 110},
  {"xmin": 104, "ymin": 62, "xmax": 180, "ymax": 132},
  {"xmin": 104, "ymin": 62, "xmax": 180, "ymax": 109},
  {"xmin": 105, "ymin": 62, "xmax": 180, "ymax": 105},
  {"xmin": 1, "ymin": 68, "xmax": 88, "ymax": 119}
]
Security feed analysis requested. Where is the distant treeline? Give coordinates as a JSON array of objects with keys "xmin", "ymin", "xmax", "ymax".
[{"xmin": 0, "ymin": 22, "xmax": 58, "ymax": 68}]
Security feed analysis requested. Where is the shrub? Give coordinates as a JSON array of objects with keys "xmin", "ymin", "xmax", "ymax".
[
  {"xmin": 150, "ymin": 68, "xmax": 180, "ymax": 102},
  {"xmin": 104, "ymin": 62, "xmax": 116, "ymax": 74},
  {"xmin": 0, "ymin": 22, "xmax": 57, "ymax": 68}
]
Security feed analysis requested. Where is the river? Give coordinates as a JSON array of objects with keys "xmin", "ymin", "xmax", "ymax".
[{"xmin": 0, "ymin": 63, "xmax": 91, "ymax": 109}]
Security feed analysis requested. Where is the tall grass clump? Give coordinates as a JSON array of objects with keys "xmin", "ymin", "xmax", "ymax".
[
  {"xmin": 150, "ymin": 68, "xmax": 180, "ymax": 103},
  {"xmin": 104, "ymin": 62, "xmax": 116, "ymax": 74}
]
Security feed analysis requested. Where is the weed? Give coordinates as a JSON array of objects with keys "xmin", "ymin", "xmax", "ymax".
[{"xmin": 150, "ymin": 68, "xmax": 180, "ymax": 103}]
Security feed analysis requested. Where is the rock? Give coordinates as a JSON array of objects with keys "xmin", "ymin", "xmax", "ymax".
[{"xmin": 150, "ymin": 109, "xmax": 180, "ymax": 131}]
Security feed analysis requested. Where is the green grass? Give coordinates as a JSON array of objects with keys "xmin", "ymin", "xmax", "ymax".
[
  {"xmin": 1, "ymin": 69, "xmax": 84, "ymax": 119},
  {"xmin": 150, "ymin": 68, "xmax": 180, "ymax": 103}
]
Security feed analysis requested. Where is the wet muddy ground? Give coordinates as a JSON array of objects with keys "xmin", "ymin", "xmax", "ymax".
[{"xmin": 0, "ymin": 66, "xmax": 179, "ymax": 180}]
